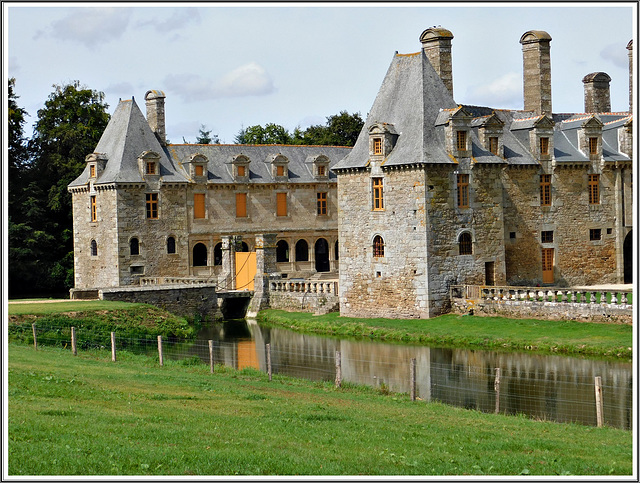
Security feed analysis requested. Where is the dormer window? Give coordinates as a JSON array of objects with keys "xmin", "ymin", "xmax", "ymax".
[
  {"xmin": 138, "ymin": 151, "xmax": 161, "ymax": 178},
  {"xmin": 269, "ymin": 154, "xmax": 289, "ymax": 180},
  {"xmin": 472, "ymin": 112, "xmax": 504, "ymax": 157},
  {"xmin": 456, "ymin": 131, "xmax": 467, "ymax": 151},
  {"xmin": 146, "ymin": 161, "xmax": 157, "ymax": 175},
  {"xmin": 539, "ymin": 137, "xmax": 549, "ymax": 156},
  {"xmin": 309, "ymin": 154, "xmax": 330, "ymax": 179},
  {"xmin": 188, "ymin": 153, "xmax": 208, "ymax": 180},
  {"xmin": 373, "ymin": 138, "xmax": 382, "ymax": 155},
  {"xmin": 368, "ymin": 122, "xmax": 398, "ymax": 158},
  {"xmin": 85, "ymin": 153, "xmax": 107, "ymax": 180},
  {"xmin": 318, "ymin": 165, "xmax": 326, "ymax": 176},
  {"xmin": 589, "ymin": 137, "xmax": 598, "ymax": 155},
  {"xmin": 232, "ymin": 154, "xmax": 250, "ymax": 181},
  {"xmin": 89, "ymin": 164, "xmax": 96, "ymax": 178},
  {"xmin": 436, "ymin": 106, "xmax": 472, "ymax": 158}
]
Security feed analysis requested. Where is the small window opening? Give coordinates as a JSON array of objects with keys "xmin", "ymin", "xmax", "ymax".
[
  {"xmin": 373, "ymin": 235, "xmax": 385, "ymax": 258},
  {"xmin": 130, "ymin": 237, "xmax": 140, "ymax": 256},
  {"xmin": 373, "ymin": 138, "xmax": 382, "ymax": 155},
  {"xmin": 458, "ymin": 232, "xmax": 472, "ymax": 255},
  {"xmin": 590, "ymin": 228, "xmax": 602, "ymax": 241},
  {"xmin": 167, "ymin": 236, "xmax": 176, "ymax": 254},
  {"xmin": 541, "ymin": 231, "xmax": 554, "ymax": 243}
]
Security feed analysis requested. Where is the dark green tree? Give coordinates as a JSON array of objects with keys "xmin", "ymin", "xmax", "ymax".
[
  {"xmin": 195, "ymin": 124, "xmax": 219, "ymax": 144},
  {"xmin": 239, "ymin": 123, "xmax": 292, "ymax": 145},
  {"xmin": 294, "ymin": 111, "xmax": 363, "ymax": 146}
]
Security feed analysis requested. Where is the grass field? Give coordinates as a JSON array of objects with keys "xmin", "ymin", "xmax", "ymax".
[
  {"xmin": 7, "ymin": 343, "xmax": 633, "ymax": 476},
  {"xmin": 258, "ymin": 310, "xmax": 634, "ymax": 361},
  {"xmin": 8, "ymin": 299, "xmax": 144, "ymax": 315}
]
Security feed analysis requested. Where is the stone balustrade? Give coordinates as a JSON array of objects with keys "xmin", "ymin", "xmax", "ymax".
[
  {"xmin": 140, "ymin": 277, "xmax": 211, "ymax": 286},
  {"xmin": 270, "ymin": 279, "xmax": 338, "ymax": 295}
]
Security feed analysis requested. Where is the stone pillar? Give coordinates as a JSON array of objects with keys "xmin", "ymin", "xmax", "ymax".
[
  {"xmin": 221, "ymin": 235, "xmax": 237, "ymax": 290},
  {"xmin": 248, "ymin": 234, "xmax": 278, "ymax": 316},
  {"xmin": 420, "ymin": 27, "xmax": 454, "ymax": 97},
  {"xmin": 520, "ymin": 30, "xmax": 552, "ymax": 115},
  {"xmin": 144, "ymin": 90, "xmax": 166, "ymax": 145},
  {"xmin": 627, "ymin": 40, "xmax": 633, "ymax": 113},
  {"xmin": 583, "ymin": 72, "xmax": 611, "ymax": 113}
]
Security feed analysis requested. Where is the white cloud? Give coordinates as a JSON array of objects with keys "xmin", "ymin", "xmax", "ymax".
[
  {"xmin": 165, "ymin": 62, "xmax": 276, "ymax": 102},
  {"xmin": 464, "ymin": 72, "xmax": 522, "ymax": 109},
  {"xmin": 600, "ymin": 43, "xmax": 629, "ymax": 70},
  {"xmin": 49, "ymin": 8, "xmax": 131, "ymax": 48},
  {"xmin": 136, "ymin": 8, "xmax": 202, "ymax": 33}
]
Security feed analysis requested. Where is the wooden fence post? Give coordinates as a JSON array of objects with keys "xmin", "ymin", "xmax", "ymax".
[
  {"xmin": 595, "ymin": 376, "xmax": 604, "ymax": 427},
  {"xmin": 71, "ymin": 327, "xmax": 77, "ymax": 356},
  {"xmin": 111, "ymin": 332, "xmax": 116, "ymax": 362},
  {"xmin": 209, "ymin": 340, "xmax": 214, "ymax": 374},
  {"xmin": 266, "ymin": 343, "xmax": 272, "ymax": 381},
  {"xmin": 32, "ymin": 323, "xmax": 37, "ymax": 350},
  {"xmin": 157, "ymin": 335, "xmax": 164, "ymax": 366},
  {"xmin": 410, "ymin": 358, "xmax": 417, "ymax": 401},
  {"xmin": 494, "ymin": 368, "xmax": 501, "ymax": 414},
  {"xmin": 335, "ymin": 350, "xmax": 342, "ymax": 388}
]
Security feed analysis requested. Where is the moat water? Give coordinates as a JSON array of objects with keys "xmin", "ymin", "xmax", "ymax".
[{"xmin": 158, "ymin": 319, "xmax": 632, "ymax": 429}]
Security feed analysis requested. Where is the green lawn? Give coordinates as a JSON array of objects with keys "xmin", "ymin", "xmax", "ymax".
[
  {"xmin": 258, "ymin": 310, "xmax": 633, "ymax": 360},
  {"xmin": 7, "ymin": 344, "xmax": 633, "ymax": 476},
  {"xmin": 8, "ymin": 299, "xmax": 144, "ymax": 315}
]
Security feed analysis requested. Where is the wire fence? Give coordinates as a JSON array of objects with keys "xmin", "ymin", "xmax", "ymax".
[{"xmin": 10, "ymin": 323, "xmax": 633, "ymax": 430}]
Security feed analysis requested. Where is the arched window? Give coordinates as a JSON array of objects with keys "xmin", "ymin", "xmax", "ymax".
[
  {"xmin": 295, "ymin": 239, "xmax": 309, "ymax": 262},
  {"xmin": 276, "ymin": 240, "xmax": 289, "ymax": 262},
  {"xmin": 459, "ymin": 232, "xmax": 472, "ymax": 255},
  {"xmin": 373, "ymin": 235, "xmax": 384, "ymax": 258},
  {"xmin": 335, "ymin": 241, "xmax": 339, "ymax": 261},
  {"xmin": 238, "ymin": 241, "xmax": 249, "ymax": 253},
  {"xmin": 130, "ymin": 237, "xmax": 139, "ymax": 256},
  {"xmin": 167, "ymin": 236, "xmax": 176, "ymax": 254},
  {"xmin": 90, "ymin": 239, "xmax": 98, "ymax": 257},
  {"xmin": 214, "ymin": 242, "xmax": 223, "ymax": 266},
  {"xmin": 315, "ymin": 238, "xmax": 329, "ymax": 272},
  {"xmin": 193, "ymin": 243, "xmax": 207, "ymax": 266}
]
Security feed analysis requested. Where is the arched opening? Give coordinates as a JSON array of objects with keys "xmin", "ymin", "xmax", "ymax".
[
  {"xmin": 214, "ymin": 242, "xmax": 223, "ymax": 266},
  {"xmin": 238, "ymin": 242, "xmax": 249, "ymax": 253},
  {"xmin": 315, "ymin": 238, "xmax": 330, "ymax": 272},
  {"xmin": 276, "ymin": 240, "xmax": 289, "ymax": 262},
  {"xmin": 373, "ymin": 235, "xmax": 384, "ymax": 258},
  {"xmin": 624, "ymin": 230, "xmax": 633, "ymax": 283},
  {"xmin": 193, "ymin": 243, "xmax": 207, "ymax": 266},
  {"xmin": 295, "ymin": 239, "xmax": 309, "ymax": 262},
  {"xmin": 90, "ymin": 240, "xmax": 97, "ymax": 257},
  {"xmin": 167, "ymin": 236, "xmax": 176, "ymax": 254},
  {"xmin": 130, "ymin": 237, "xmax": 139, "ymax": 256},
  {"xmin": 335, "ymin": 241, "xmax": 339, "ymax": 261},
  {"xmin": 458, "ymin": 232, "xmax": 472, "ymax": 255}
]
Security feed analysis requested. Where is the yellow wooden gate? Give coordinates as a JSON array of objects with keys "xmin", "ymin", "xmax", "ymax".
[
  {"xmin": 235, "ymin": 252, "xmax": 256, "ymax": 290},
  {"xmin": 542, "ymin": 248, "xmax": 554, "ymax": 284}
]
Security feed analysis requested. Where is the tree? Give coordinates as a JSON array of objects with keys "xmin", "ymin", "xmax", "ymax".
[
  {"xmin": 195, "ymin": 124, "xmax": 219, "ymax": 144},
  {"xmin": 239, "ymin": 123, "xmax": 292, "ymax": 145}
]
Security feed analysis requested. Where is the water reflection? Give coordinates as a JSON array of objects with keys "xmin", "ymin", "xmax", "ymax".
[{"xmin": 163, "ymin": 319, "xmax": 632, "ymax": 429}]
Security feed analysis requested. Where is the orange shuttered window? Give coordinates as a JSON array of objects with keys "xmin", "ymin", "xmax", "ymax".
[
  {"xmin": 236, "ymin": 193, "xmax": 247, "ymax": 217},
  {"xmin": 195, "ymin": 165, "xmax": 204, "ymax": 176},
  {"xmin": 237, "ymin": 165, "xmax": 246, "ymax": 177},
  {"xmin": 372, "ymin": 178, "xmax": 384, "ymax": 211},
  {"xmin": 540, "ymin": 174, "xmax": 551, "ymax": 206},
  {"xmin": 90, "ymin": 196, "xmax": 97, "ymax": 222},
  {"xmin": 589, "ymin": 174, "xmax": 600, "ymax": 204},
  {"xmin": 276, "ymin": 165, "xmax": 285, "ymax": 176},
  {"xmin": 194, "ymin": 193, "xmax": 205, "ymax": 219},
  {"xmin": 276, "ymin": 192, "xmax": 287, "ymax": 216},
  {"xmin": 457, "ymin": 174, "xmax": 469, "ymax": 208},
  {"xmin": 146, "ymin": 193, "xmax": 158, "ymax": 219},
  {"xmin": 539, "ymin": 137, "xmax": 549, "ymax": 156},
  {"xmin": 317, "ymin": 192, "xmax": 327, "ymax": 215},
  {"xmin": 373, "ymin": 138, "xmax": 382, "ymax": 155}
]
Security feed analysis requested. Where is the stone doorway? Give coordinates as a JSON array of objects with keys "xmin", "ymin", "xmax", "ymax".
[
  {"xmin": 624, "ymin": 230, "xmax": 633, "ymax": 283},
  {"xmin": 315, "ymin": 238, "xmax": 330, "ymax": 272}
]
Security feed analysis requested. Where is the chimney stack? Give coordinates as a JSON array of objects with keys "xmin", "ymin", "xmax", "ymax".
[
  {"xmin": 420, "ymin": 27, "xmax": 454, "ymax": 96},
  {"xmin": 145, "ymin": 90, "xmax": 167, "ymax": 145},
  {"xmin": 520, "ymin": 30, "xmax": 552, "ymax": 115},
  {"xmin": 582, "ymin": 72, "xmax": 611, "ymax": 113},
  {"xmin": 627, "ymin": 40, "xmax": 633, "ymax": 113}
]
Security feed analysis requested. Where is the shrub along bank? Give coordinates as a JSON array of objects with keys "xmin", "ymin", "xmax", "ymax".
[{"xmin": 257, "ymin": 310, "xmax": 633, "ymax": 361}]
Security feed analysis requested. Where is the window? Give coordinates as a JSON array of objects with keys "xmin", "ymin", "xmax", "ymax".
[
  {"xmin": 146, "ymin": 193, "xmax": 158, "ymax": 219},
  {"xmin": 459, "ymin": 232, "xmax": 472, "ymax": 255},
  {"xmin": 237, "ymin": 165, "xmax": 246, "ymax": 177},
  {"xmin": 590, "ymin": 228, "xmax": 602, "ymax": 241},
  {"xmin": 130, "ymin": 266, "xmax": 144, "ymax": 275},
  {"xmin": 276, "ymin": 192, "xmax": 287, "ymax": 216},
  {"xmin": 457, "ymin": 174, "xmax": 469, "ymax": 209},
  {"xmin": 90, "ymin": 239, "xmax": 97, "ymax": 257},
  {"xmin": 90, "ymin": 195, "xmax": 97, "ymax": 222},
  {"xmin": 317, "ymin": 192, "xmax": 327, "ymax": 215},
  {"xmin": 372, "ymin": 178, "xmax": 384, "ymax": 211},
  {"xmin": 373, "ymin": 235, "xmax": 385, "ymax": 258},
  {"xmin": 276, "ymin": 240, "xmax": 289, "ymax": 263},
  {"xmin": 236, "ymin": 193, "xmax": 247, "ymax": 217},
  {"xmin": 195, "ymin": 165, "xmax": 204, "ymax": 177},
  {"xmin": 213, "ymin": 242, "xmax": 223, "ymax": 265},
  {"xmin": 276, "ymin": 165, "xmax": 285, "ymax": 177},
  {"xmin": 539, "ymin": 137, "xmax": 549, "ymax": 156},
  {"xmin": 167, "ymin": 236, "xmax": 176, "ymax": 254},
  {"xmin": 456, "ymin": 131, "xmax": 467, "ymax": 151},
  {"xmin": 589, "ymin": 137, "xmax": 598, "ymax": 155},
  {"xmin": 541, "ymin": 231, "xmax": 554, "ymax": 243},
  {"xmin": 193, "ymin": 243, "xmax": 207, "ymax": 266},
  {"xmin": 130, "ymin": 237, "xmax": 139, "ymax": 256},
  {"xmin": 295, "ymin": 239, "xmax": 309, "ymax": 262},
  {"xmin": 489, "ymin": 137, "xmax": 499, "ymax": 155},
  {"xmin": 540, "ymin": 174, "xmax": 552, "ymax": 206},
  {"xmin": 373, "ymin": 138, "xmax": 382, "ymax": 155},
  {"xmin": 317, "ymin": 165, "xmax": 326, "ymax": 177},
  {"xmin": 542, "ymin": 248, "xmax": 554, "ymax": 283},
  {"xmin": 89, "ymin": 165, "xmax": 96, "ymax": 178},
  {"xmin": 146, "ymin": 161, "xmax": 156, "ymax": 175},
  {"xmin": 509, "ymin": 232, "xmax": 516, "ymax": 239},
  {"xmin": 194, "ymin": 193, "xmax": 205, "ymax": 219},
  {"xmin": 589, "ymin": 174, "xmax": 600, "ymax": 204}
]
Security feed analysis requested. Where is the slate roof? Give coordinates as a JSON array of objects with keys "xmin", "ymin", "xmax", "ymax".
[
  {"xmin": 332, "ymin": 49, "xmax": 632, "ymax": 172},
  {"xmin": 69, "ymin": 98, "xmax": 351, "ymax": 189}
]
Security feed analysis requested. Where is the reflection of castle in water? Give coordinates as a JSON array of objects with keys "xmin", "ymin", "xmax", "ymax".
[{"xmin": 178, "ymin": 321, "xmax": 631, "ymax": 429}]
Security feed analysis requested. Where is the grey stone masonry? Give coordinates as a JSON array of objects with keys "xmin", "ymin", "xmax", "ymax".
[
  {"xmin": 520, "ymin": 30, "xmax": 552, "ymax": 115},
  {"xmin": 583, "ymin": 72, "xmax": 611, "ymax": 113}
]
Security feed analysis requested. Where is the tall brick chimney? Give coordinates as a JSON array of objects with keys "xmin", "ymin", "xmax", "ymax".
[
  {"xmin": 582, "ymin": 72, "xmax": 611, "ymax": 113},
  {"xmin": 520, "ymin": 30, "xmax": 552, "ymax": 115},
  {"xmin": 145, "ymin": 90, "xmax": 167, "ymax": 145},
  {"xmin": 627, "ymin": 40, "xmax": 633, "ymax": 113},
  {"xmin": 420, "ymin": 27, "xmax": 454, "ymax": 96}
]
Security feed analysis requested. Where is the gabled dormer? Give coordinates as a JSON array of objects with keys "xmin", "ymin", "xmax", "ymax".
[
  {"xmin": 510, "ymin": 114, "xmax": 556, "ymax": 161},
  {"xmin": 186, "ymin": 153, "xmax": 208, "ymax": 181},
  {"xmin": 578, "ymin": 115, "xmax": 603, "ymax": 161},
  {"xmin": 619, "ymin": 117, "xmax": 633, "ymax": 158},
  {"xmin": 138, "ymin": 151, "xmax": 161, "ymax": 178},
  {"xmin": 232, "ymin": 154, "xmax": 250, "ymax": 181},
  {"xmin": 268, "ymin": 154, "xmax": 289, "ymax": 180},
  {"xmin": 368, "ymin": 122, "xmax": 398, "ymax": 161},
  {"xmin": 308, "ymin": 154, "xmax": 330, "ymax": 179},
  {"xmin": 472, "ymin": 113, "xmax": 505, "ymax": 157},
  {"xmin": 436, "ymin": 106, "xmax": 473, "ymax": 158},
  {"xmin": 85, "ymin": 152, "xmax": 108, "ymax": 181}
]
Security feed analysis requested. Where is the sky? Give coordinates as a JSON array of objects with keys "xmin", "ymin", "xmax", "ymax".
[{"xmin": 4, "ymin": 2, "xmax": 637, "ymax": 145}]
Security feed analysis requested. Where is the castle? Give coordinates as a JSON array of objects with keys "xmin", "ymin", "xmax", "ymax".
[{"xmin": 69, "ymin": 28, "xmax": 633, "ymax": 319}]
